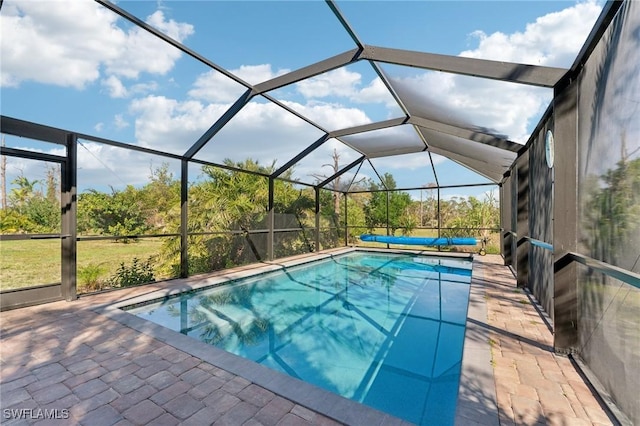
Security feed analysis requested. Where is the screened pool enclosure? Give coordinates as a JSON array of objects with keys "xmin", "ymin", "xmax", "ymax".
[{"xmin": 1, "ymin": 0, "xmax": 639, "ymax": 423}]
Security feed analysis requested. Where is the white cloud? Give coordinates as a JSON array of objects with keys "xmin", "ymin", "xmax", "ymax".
[
  {"xmin": 291, "ymin": 138, "xmax": 363, "ymax": 182},
  {"xmin": 101, "ymin": 76, "xmax": 159, "ymax": 99},
  {"xmin": 324, "ymin": 138, "xmax": 362, "ymax": 163},
  {"xmin": 390, "ymin": 1, "xmax": 602, "ymax": 143},
  {"xmin": 104, "ymin": 11, "xmax": 193, "ymax": 79},
  {"xmin": 461, "ymin": 1, "xmax": 602, "ymax": 68},
  {"xmin": 0, "ymin": 142, "xmax": 138, "ymax": 196},
  {"xmin": 129, "ymin": 95, "xmax": 231, "ymax": 152},
  {"xmin": 189, "ymin": 71, "xmax": 246, "ymax": 103},
  {"xmin": 234, "ymin": 64, "xmax": 290, "ymax": 86},
  {"xmin": 296, "ymin": 68, "xmax": 361, "ymax": 98},
  {"xmin": 292, "ymin": 70, "xmax": 396, "ymax": 109},
  {"xmin": 77, "ymin": 142, "xmax": 115, "ymax": 172},
  {"xmin": 146, "ymin": 10, "xmax": 192, "ymax": 41},
  {"xmin": 188, "ymin": 64, "xmax": 291, "ymax": 103},
  {"xmin": 1, "ymin": 1, "xmax": 193, "ymax": 88},
  {"xmin": 75, "ymin": 141, "xmax": 180, "ymax": 190},
  {"xmin": 371, "ymin": 152, "xmax": 437, "ymax": 172},
  {"xmin": 355, "ymin": 77, "xmax": 397, "ymax": 107},
  {"xmin": 90, "ymin": 114, "xmax": 129, "ymax": 134},
  {"xmin": 291, "ymin": 70, "xmax": 398, "ymax": 117},
  {"xmin": 193, "ymin": 102, "xmax": 327, "ymax": 166},
  {"xmin": 1, "ymin": 0, "xmax": 120, "ymax": 88},
  {"xmin": 114, "ymin": 114, "xmax": 129, "ymax": 130},
  {"xmin": 429, "ymin": 152, "xmax": 451, "ymax": 166},
  {"xmin": 281, "ymin": 100, "xmax": 371, "ymax": 131},
  {"xmin": 2, "ymin": 0, "xmax": 605, "ymax": 192},
  {"xmin": 130, "ymin": 81, "xmax": 159, "ymax": 96},
  {"xmin": 125, "ymin": 94, "xmax": 373, "ymax": 171},
  {"xmin": 102, "ymin": 76, "xmax": 129, "ymax": 98},
  {"xmin": 2, "ymin": 141, "xmax": 179, "ymax": 195}
]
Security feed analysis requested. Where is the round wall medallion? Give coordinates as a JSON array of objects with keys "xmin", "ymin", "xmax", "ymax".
[{"xmin": 545, "ymin": 129, "xmax": 555, "ymax": 168}]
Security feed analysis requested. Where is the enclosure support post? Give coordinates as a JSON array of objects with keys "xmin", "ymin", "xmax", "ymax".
[
  {"xmin": 553, "ymin": 80, "xmax": 579, "ymax": 353},
  {"xmin": 500, "ymin": 176, "xmax": 513, "ymax": 266},
  {"xmin": 385, "ymin": 191, "xmax": 390, "ymax": 248},
  {"xmin": 437, "ymin": 187, "xmax": 441, "ymax": 251},
  {"xmin": 315, "ymin": 187, "xmax": 320, "ymax": 251},
  {"xmin": 516, "ymin": 151, "xmax": 530, "ymax": 289},
  {"xmin": 510, "ymin": 172, "xmax": 518, "ymax": 271},
  {"xmin": 180, "ymin": 160, "xmax": 188, "ymax": 278},
  {"xmin": 344, "ymin": 192, "xmax": 348, "ymax": 247},
  {"xmin": 61, "ymin": 133, "xmax": 77, "ymax": 301},
  {"xmin": 500, "ymin": 182, "xmax": 505, "ymax": 260},
  {"xmin": 267, "ymin": 178, "xmax": 274, "ymax": 261}
]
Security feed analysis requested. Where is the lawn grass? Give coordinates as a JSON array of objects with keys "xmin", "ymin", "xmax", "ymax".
[
  {"xmin": 0, "ymin": 238, "xmax": 167, "ymax": 291},
  {"xmin": 1, "ymin": 228, "xmax": 501, "ymax": 292},
  {"xmin": 0, "ymin": 239, "xmax": 61, "ymax": 289}
]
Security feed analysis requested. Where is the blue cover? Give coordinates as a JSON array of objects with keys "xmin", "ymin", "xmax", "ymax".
[{"xmin": 360, "ymin": 234, "xmax": 477, "ymax": 246}]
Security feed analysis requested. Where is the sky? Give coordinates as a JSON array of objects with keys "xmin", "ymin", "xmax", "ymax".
[{"xmin": 0, "ymin": 0, "xmax": 604, "ymax": 202}]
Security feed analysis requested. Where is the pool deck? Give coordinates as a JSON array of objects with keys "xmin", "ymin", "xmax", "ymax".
[{"xmin": 0, "ymin": 251, "xmax": 614, "ymax": 425}]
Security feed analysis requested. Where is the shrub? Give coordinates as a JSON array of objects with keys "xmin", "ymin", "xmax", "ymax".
[
  {"xmin": 108, "ymin": 257, "xmax": 155, "ymax": 287},
  {"xmin": 78, "ymin": 263, "xmax": 106, "ymax": 292}
]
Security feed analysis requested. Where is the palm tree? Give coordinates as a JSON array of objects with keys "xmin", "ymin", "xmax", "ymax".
[{"xmin": 10, "ymin": 175, "xmax": 42, "ymax": 208}]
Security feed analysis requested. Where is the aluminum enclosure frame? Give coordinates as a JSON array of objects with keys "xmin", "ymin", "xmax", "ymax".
[
  {"xmin": 3, "ymin": 9, "xmax": 636, "ymax": 424},
  {"xmin": 93, "ymin": 0, "xmax": 564, "ymax": 189}
]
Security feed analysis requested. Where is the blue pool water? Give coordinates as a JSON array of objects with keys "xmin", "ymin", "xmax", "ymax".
[{"xmin": 125, "ymin": 251, "xmax": 473, "ymax": 425}]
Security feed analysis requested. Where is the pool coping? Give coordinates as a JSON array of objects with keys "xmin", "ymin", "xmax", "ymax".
[
  {"xmin": 94, "ymin": 247, "xmax": 498, "ymax": 426},
  {"xmin": 456, "ymin": 255, "xmax": 500, "ymax": 425}
]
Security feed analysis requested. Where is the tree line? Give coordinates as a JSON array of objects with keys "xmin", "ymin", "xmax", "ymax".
[{"xmin": 1, "ymin": 158, "xmax": 501, "ymax": 288}]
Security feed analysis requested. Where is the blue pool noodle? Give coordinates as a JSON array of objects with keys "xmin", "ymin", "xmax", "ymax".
[{"xmin": 360, "ymin": 234, "xmax": 477, "ymax": 246}]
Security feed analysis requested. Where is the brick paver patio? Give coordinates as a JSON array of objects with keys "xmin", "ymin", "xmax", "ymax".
[
  {"xmin": 476, "ymin": 256, "xmax": 614, "ymax": 426},
  {"xmin": 0, "ymin": 253, "xmax": 614, "ymax": 425}
]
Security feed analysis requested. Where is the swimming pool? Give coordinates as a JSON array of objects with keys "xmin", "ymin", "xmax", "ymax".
[{"xmin": 125, "ymin": 251, "xmax": 473, "ymax": 425}]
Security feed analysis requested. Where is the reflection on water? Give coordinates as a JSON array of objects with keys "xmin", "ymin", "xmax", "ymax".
[{"xmin": 127, "ymin": 252, "xmax": 473, "ymax": 425}]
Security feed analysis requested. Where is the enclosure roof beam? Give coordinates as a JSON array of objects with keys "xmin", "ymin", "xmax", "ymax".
[
  {"xmin": 189, "ymin": 157, "xmax": 271, "ymax": 179},
  {"xmin": 318, "ymin": 155, "xmax": 366, "ymax": 188},
  {"xmin": 78, "ymin": 133, "xmax": 184, "ymax": 161},
  {"xmin": 325, "ymin": 0, "xmax": 366, "ymax": 50},
  {"xmin": 254, "ymin": 49, "xmax": 362, "ymax": 94},
  {"xmin": 367, "ymin": 159, "xmax": 390, "ymax": 191},
  {"xmin": 344, "ymin": 161, "xmax": 365, "ymax": 192},
  {"xmin": 261, "ymin": 94, "xmax": 331, "ymax": 134},
  {"xmin": 325, "ymin": 0, "xmax": 414, "ymax": 122},
  {"xmin": 361, "ymin": 45, "xmax": 568, "ymax": 88},
  {"xmin": 429, "ymin": 146, "xmax": 502, "ymax": 183},
  {"xmin": 428, "ymin": 151, "xmax": 440, "ymax": 188},
  {"xmin": 368, "ymin": 62, "xmax": 413, "ymax": 124},
  {"xmin": 1, "ymin": 116, "xmax": 68, "ymax": 145},
  {"xmin": 1, "ymin": 115, "xmax": 185, "ymax": 161},
  {"xmin": 408, "ymin": 116, "xmax": 521, "ymax": 152},
  {"xmin": 0, "ymin": 146, "xmax": 66, "ymax": 164},
  {"xmin": 271, "ymin": 134, "xmax": 330, "ymax": 179},
  {"xmin": 184, "ymin": 89, "xmax": 254, "ymax": 159},
  {"xmin": 365, "ymin": 146, "xmax": 427, "ymax": 159},
  {"xmin": 329, "ymin": 117, "xmax": 408, "ymax": 138}
]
